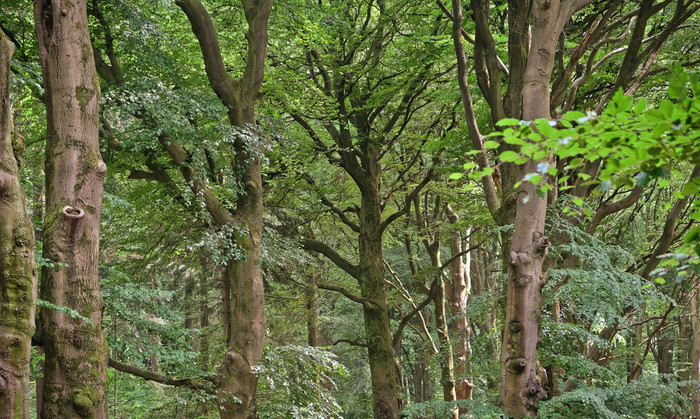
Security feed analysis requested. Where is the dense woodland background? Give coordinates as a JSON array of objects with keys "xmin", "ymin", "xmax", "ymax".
[{"xmin": 1, "ymin": 0, "xmax": 699, "ymax": 418}]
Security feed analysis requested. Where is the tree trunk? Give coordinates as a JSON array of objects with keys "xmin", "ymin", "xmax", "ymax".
[
  {"xmin": 422, "ymin": 242, "xmax": 457, "ymax": 413},
  {"xmin": 0, "ymin": 29, "xmax": 38, "ymax": 419},
  {"xmin": 359, "ymin": 226, "xmax": 400, "ymax": 419},
  {"xmin": 498, "ymin": 1, "xmax": 585, "ymax": 415},
  {"xmin": 691, "ymin": 285, "xmax": 700, "ymax": 419},
  {"xmin": 34, "ymin": 0, "xmax": 109, "ymax": 417},
  {"xmin": 174, "ymin": 1, "xmax": 271, "ymax": 416},
  {"xmin": 348, "ymin": 154, "xmax": 399, "ymax": 418},
  {"xmin": 445, "ymin": 207, "xmax": 473, "ymax": 403},
  {"xmin": 306, "ymin": 270, "xmax": 319, "ymax": 347}
]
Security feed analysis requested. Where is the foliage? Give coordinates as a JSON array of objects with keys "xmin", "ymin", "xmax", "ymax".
[
  {"xmin": 402, "ymin": 399, "xmax": 504, "ymax": 419},
  {"xmin": 538, "ymin": 375, "xmax": 693, "ymax": 419},
  {"xmin": 255, "ymin": 345, "xmax": 346, "ymax": 419},
  {"xmin": 37, "ymin": 299, "xmax": 94, "ymax": 327}
]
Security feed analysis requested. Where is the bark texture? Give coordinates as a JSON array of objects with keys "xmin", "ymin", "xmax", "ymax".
[
  {"xmin": 692, "ymin": 285, "xmax": 700, "ymax": 419},
  {"xmin": 445, "ymin": 207, "xmax": 473, "ymax": 404},
  {"xmin": 0, "ymin": 29, "xmax": 38, "ymax": 419},
  {"xmin": 34, "ymin": 0, "xmax": 109, "ymax": 417},
  {"xmin": 359, "ymin": 186, "xmax": 401, "ymax": 419},
  {"xmin": 175, "ymin": 0, "xmax": 271, "ymax": 416},
  {"xmin": 497, "ymin": 2, "xmax": 583, "ymax": 414}
]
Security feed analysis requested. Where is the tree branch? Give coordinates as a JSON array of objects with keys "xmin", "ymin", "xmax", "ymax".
[
  {"xmin": 392, "ymin": 280, "xmax": 436, "ymax": 350},
  {"xmin": 302, "ymin": 238, "xmax": 360, "ymax": 280},
  {"xmin": 317, "ymin": 282, "xmax": 374, "ymax": 308},
  {"xmin": 380, "ymin": 168, "xmax": 434, "ymax": 233},
  {"xmin": 108, "ymin": 358, "xmax": 213, "ymax": 393},
  {"xmin": 332, "ymin": 339, "xmax": 369, "ymax": 348}
]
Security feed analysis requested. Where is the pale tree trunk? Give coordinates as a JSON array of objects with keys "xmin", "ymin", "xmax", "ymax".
[
  {"xmin": 497, "ymin": 2, "xmax": 591, "ymax": 416},
  {"xmin": 413, "ymin": 196, "xmax": 457, "ymax": 411},
  {"xmin": 445, "ymin": 206, "xmax": 473, "ymax": 403},
  {"xmin": 0, "ymin": 30, "xmax": 38, "ymax": 419},
  {"xmin": 34, "ymin": 0, "xmax": 109, "ymax": 417},
  {"xmin": 691, "ymin": 285, "xmax": 700, "ymax": 419},
  {"xmin": 174, "ymin": 1, "xmax": 271, "ymax": 416}
]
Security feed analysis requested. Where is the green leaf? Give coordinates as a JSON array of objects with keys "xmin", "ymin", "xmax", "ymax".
[
  {"xmin": 496, "ymin": 118, "xmax": 521, "ymax": 126},
  {"xmin": 483, "ymin": 140, "xmax": 500, "ymax": 149},
  {"xmin": 633, "ymin": 98, "xmax": 647, "ymax": 114},
  {"xmin": 449, "ymin": 172, "xmax": 463, "ymax": 180},
  {"xmin": 659, "ymin": 100, "xmax": 674, "ymax": 119},
  {"xmin": 635, "ymin": 171, "xmax": 651, "ymax": 187},
  {"xmin": 572, "ymin": 197, "xmax": 583, "ymax": 207},
  {"xmin": 499, "ymin": 150, "xmax": 520, "ymax": 162},
  {"xmin": 654, "ymin": 278, "xmax": 666, "ymax": 285}
]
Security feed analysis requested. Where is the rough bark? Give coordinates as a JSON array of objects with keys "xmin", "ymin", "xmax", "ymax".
[
  {"xmin": 359, "ymin": 183, "xmax": 401, "ymax": 419},
  {"xmin": 34, "ymin": 0, "xmax": 109, "ymax": 417},
  {"xmin": 0, "ymin": 29, "xmax": 38, "ymax": 419},
  {"xmin": 175, "ymin": 1, "xmax": 271, "ymax": 416}
]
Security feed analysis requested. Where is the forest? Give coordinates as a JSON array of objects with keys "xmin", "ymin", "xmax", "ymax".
[{"xmin": 0, "ymin": 0, "xmax": 699, "ymax": 418}]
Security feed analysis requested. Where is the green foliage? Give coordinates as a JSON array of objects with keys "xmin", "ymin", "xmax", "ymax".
[
  {"xmin": 493, "ymin": 68, "xmax": 700, "ymax": 252},
  {"xmin": 538, "ymin": 375, "xmax": 692, "ymax": 418},
  {"xmin": 402, "ymin": 399, "xmax": 504, "ymax": 418},
  {"xmin": 255, "ymin": 345, "xmax": 346, "ymax": 419},
  {"xmin": 37, "ymin": 299, "xmax": 94, "ymax": 327}
]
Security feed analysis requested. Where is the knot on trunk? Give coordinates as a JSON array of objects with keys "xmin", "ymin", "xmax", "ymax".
[
  {"xmin": 62, "ymin": 206, "xmax": 85, "ymax": 219},
  {"xmin": 507, "ymin": 357, "xmax": 527, "ymax": 373},
  {"xmin": 96, "ymin": 160, "xmax": 107, "ymax": 175},
  {"xmin": 533, "ymin": 231, "xmax": 549, "ymax": 256},
  {"xmin": 515, "ymin": 274, "xmax": 534, "ymax": 287},
  {"xmin": 523, "ymin": 374, "xmax": 547, "ymax": 408}
]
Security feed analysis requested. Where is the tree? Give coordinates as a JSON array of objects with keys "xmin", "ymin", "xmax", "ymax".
[
  {"xmin": 33, "ymin": 0, "xmax": 109, "ymax": 416},
  {"xmin": 447, "ymin": 0, "xmax": 699, "ymax": 415},
  {"xmin": 269, "ymin": 2, "xmax": 454, "ymax": 415},
  {"xmin": 173, "ymin": 1, "xmax": 272, "ymax": 416},
  {"xmin": 0, "ymin": 28, "xmax": 38, "ymax": 418}
]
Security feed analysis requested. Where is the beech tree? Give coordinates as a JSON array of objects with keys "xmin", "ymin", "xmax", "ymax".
[
  {"xmin": 447, "ymin": 0, "xmax": 699, "ymax": 415},
  {"xmin": 34, "ymin": 0, "xmax": 109, "ymax": 416},
  {"xmin": 0, "ymin": 28, "xmax": 37, "ymax": 418},
  {"xmin": 0, "ymin": 0, "xmax": 696, "ymax": 417}
]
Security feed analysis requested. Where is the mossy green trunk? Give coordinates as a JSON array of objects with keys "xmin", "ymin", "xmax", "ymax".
[
  {"xmin": 358, "ymin": 166, "xmax": 400, "ymax": 419},
  {"xmin": 34, "ymin": 0, "xmax": 109, "ymax": 417},
  {"xmin": 0, "ymin": 30, "xmax": 38, "ymax": 419}
]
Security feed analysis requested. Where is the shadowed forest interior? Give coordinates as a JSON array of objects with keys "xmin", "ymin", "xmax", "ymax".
[{"xmin": 0, "ymin": 0, "xmax": 699, "ymax": 418}]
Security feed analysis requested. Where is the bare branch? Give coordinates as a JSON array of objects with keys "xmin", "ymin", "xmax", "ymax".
[
  {"xmin": 108, "ymin": 358, "xmax": 213, "ymax": 393},
  {"xmin": 317, "ymin": 282, "xmax": 374, "ymax": 308},
  {"xmin": 302, "ymin": 239, "xmax": 360, "ymax": 280},
  {"xmin": 332, "ymin": 339, "xmax": 369, "ymax": 348},
  {"xmin": 380, "ymin": 168, "xmax": 434, "ymax": 233}
]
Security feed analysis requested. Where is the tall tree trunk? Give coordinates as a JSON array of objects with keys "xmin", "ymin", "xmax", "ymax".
[
  {"xmin": 498, "ymin": 2, "xmax": 588, "ymax": 416},
  {"xmin": 34, "ymin": 0, "xmax": 109, "ymax": 417},
  {"xmin": 691, "ymin": 285, "xmax": 700, "ymax": 419},
  {"xmin": 359, "ymin": 221, "xmax": 400, "ymax": 418},
  {"xmin": 174, "ymin": 1, "xmax": 271, "ymax": 416},
  {"xmin": 423, "ymin": 243, "xmax": 457, "ymax": 411},
  {"xmin": 445, "ymin": 206, "xmax": 473, "ymax": 403},
  {"xmin": 0, "ymin": 29, "xmax": 38, "ymax": 419}
]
